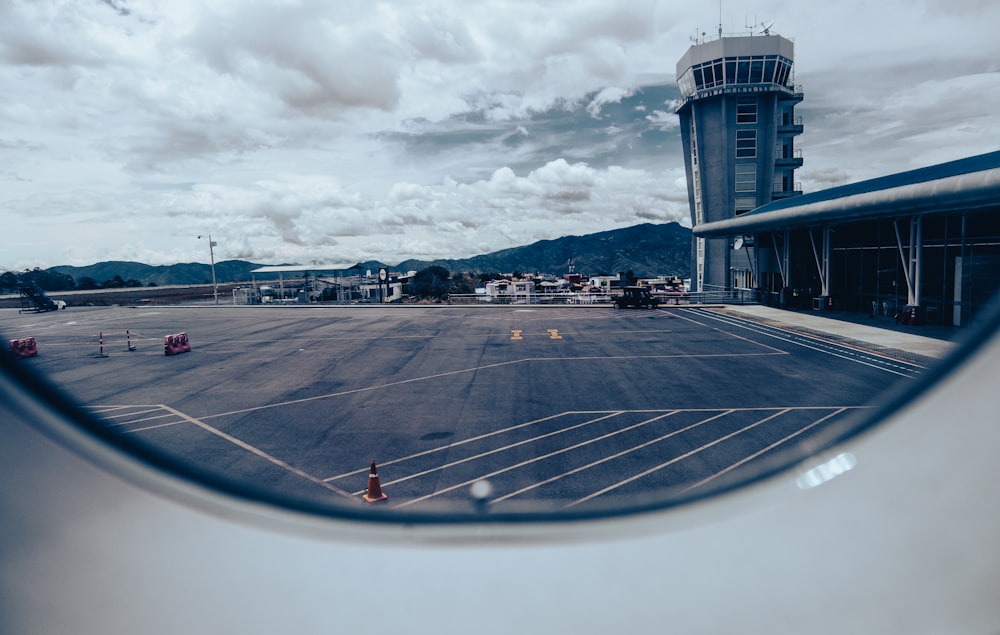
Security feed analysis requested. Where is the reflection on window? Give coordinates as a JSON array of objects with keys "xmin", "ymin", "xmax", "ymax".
[
  {"xmin": 736, "ymin": 163, "xmax": 756, "ymax": 192},
  {"xmin": 735, "ymin": 196, "xmax": 757, "ymax": 213}
]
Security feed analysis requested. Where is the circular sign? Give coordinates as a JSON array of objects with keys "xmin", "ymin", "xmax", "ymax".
[{"xmin": 378, "ymin": 267, "xmax": 387, "ymax": 281}]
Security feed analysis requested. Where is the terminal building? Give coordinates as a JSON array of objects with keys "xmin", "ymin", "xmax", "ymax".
[
  {"xmin": 694, "ymin": 151, "xmax": 1000, "ymax": 327},
  {"xmin": 676, "ymin": 32, "xmax": 1000, "ymax": 326}
]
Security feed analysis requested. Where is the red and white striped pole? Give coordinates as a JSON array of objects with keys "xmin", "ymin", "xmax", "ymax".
[
  {"xmin": 95, "ymin": 332, "xmax": 108, "ymax": 358},
  {"xmin": 126, "ymin": 329, "xmax": 136, "ymax": 351}
]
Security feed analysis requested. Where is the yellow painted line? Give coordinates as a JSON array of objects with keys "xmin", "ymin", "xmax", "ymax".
[
  {"xmin": 547, "ymin": 329, "xmax": 562, "ymax": 339},
  {"xmin": 511, "ymin": 329, "xmax": 522, "ymax": 340}
]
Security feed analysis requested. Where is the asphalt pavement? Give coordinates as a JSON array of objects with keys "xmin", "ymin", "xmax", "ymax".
[
  {"xmin": 1, "ymin": 302, "xmax": 960, "ymax": 515},
  {"xmin": 722, "ymin": 305, "xmax": 959, "ymax": 362}
]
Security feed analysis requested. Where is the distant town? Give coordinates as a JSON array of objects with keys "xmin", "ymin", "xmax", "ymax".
[{"xmin": 2, "ymin": 222, "xmax": 699, "ymax": 308}]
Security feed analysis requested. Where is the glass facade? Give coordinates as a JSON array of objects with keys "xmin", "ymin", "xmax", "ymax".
[{"xmin": 678, "ymin": 54, "xmax": 794, "ymax": 99}]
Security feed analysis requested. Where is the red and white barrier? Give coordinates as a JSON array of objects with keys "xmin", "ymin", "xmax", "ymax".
[
  {"xmin": 8, "ymin": 337, "xmax": 38, "ymax": 359},
  {"xmin": 163, "ymin": 332, "xmax": 191, "ymax": 356}
]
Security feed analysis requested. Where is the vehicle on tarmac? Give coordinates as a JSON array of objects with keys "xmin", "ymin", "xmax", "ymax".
[{"xmin": 614, "ymin": 286, "xmax": 660, "ymax": 309}]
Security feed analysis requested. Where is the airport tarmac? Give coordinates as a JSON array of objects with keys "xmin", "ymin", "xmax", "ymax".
[{"xmin": 1, "ymin": 303, "xmax": 955, "ymax": 517}]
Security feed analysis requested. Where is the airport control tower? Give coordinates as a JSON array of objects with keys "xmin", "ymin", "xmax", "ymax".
[{"xmin": 675, "ymin": 31, "xmax": 803, "ymax": 292}]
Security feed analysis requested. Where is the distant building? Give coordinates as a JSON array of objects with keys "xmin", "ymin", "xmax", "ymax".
[
  {"xmin": 483, "ymin": 279, "xmax": 535, "ymax": 303},
  {"xmin": 675, "ymin": 32, "xmax": 804, "ymax": 292}
]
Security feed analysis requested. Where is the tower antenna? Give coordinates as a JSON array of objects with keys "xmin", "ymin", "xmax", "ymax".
[{"xmin": 718, "ymin": 0, "xmax": 723, "ymax": 38}]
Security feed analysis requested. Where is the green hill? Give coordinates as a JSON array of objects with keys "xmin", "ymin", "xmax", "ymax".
[
  {"xmin": 34, "ymin": 222, "xmax": 691, "ymax": 287},
  {"xmin": 396, "ymin": 222, "xmax": 691, "ymax": 277},
  {"xmin": 47, "ymin": 260, "xmax": 269, "ymax": 287}
]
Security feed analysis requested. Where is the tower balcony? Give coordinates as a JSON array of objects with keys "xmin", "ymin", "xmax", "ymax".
[
  {"xmin": 776, "ymin": 148, "xmax": 803, "ymax": 168},
  {"xmin": 771, "ymin": 187, "xmax": 803, "ymax": 200},
  {"xmin": 778, "ymin": 115, "xmax": 804, "ymax": 135},
  {"xmin": 778, "ymin": 84, "xmax": 804, "ymax": 103},
  {"xmin": 775, "ymin": 156, "xmax": 804, "ymax": 168}
]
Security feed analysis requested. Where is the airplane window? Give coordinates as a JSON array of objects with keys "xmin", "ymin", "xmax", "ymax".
[
  {"xmin": 2, "ymin": 298, "xmax": 994, "ymax": 523},
  {"xmin": 2, "ymin": 3, "xmax": 998, "ymax": 525}
]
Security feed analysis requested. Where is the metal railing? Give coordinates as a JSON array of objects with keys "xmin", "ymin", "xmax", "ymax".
[
  {"xmin": 445, "ymin": 288, "xmax": 759, "ymax": 306},
  {"xmin": 446, "ymin": 293, "xmax": 613, "ymax": 305}
]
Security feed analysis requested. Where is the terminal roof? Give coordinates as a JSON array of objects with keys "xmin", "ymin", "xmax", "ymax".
[{"xmin": 694, "ymin": 151, "xmax": 1000, "ymax": 237}]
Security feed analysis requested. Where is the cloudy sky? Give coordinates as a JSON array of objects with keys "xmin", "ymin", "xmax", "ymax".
[{"xmin": 2, "ymin": 0, "xmax": 998, "ymax": 270}]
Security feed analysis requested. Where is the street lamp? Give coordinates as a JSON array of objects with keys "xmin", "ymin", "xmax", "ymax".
[{"xmin": 198, "ymin": 234, "xmax": 219, "ymax": 304}]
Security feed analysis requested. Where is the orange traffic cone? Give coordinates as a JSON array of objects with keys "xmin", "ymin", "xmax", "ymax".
[{"xmin": 362, "ymin": 460, "xmax": 388, "ymax": 503}]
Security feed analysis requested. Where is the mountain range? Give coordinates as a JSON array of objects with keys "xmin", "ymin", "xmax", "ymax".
[{"xmin": 45, "ymin": 222, "xmax": 691, "ymax": 286}]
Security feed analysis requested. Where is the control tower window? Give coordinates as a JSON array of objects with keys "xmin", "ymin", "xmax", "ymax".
[
  {"xmin": 735, "ymin": 196, "xmax": 757, "ymax": 213},
  {"xmin": 776, "ymin": 58, "xmax": 792, "ymax": 86},
  {"xmin": 735, "ymin": 163, "xmax": 756, "ymax": 191},
  {"xmin": 736, "ymin": 59, "xmax": 751, "ymax": 83},
  {"xmin": 737, "ymin": 100, "xmax": 757, "ymax": 124},
  {"xmin": 736, "ymin": 130, "xmax": 757, "ymax": 158},
  {"xmin": 763, "ymin": 58, "xmax": 777, "ymax": 84},
  {"xmin": 678, "ymin": 70, "xmax": 695, "ymax": 99}
]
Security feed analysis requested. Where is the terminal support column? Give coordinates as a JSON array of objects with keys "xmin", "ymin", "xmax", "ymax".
[
  {"xmin": 893, "ymin": 217, "xmax": 923, "ymax": 306},
  {"xmin": 808, "ymin": 226, "xmax": 832, "ymax": 298}
]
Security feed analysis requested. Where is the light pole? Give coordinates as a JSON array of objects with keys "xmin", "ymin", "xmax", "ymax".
[{"xmin": 198, "ymin": 234, "xmax": 219, "ymax": 304}]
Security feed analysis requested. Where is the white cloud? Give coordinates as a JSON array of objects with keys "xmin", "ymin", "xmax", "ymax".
[
  {"xmin": 587, "ymin": 87, "xmax": 635, "ymax": 118},
  {"xmin": 0, "ymin": 0, "xmax": 996, "ymax": 270},
  {"xmin": 645, "ymin": 110, "xmax": 679, "ymax": 132}
]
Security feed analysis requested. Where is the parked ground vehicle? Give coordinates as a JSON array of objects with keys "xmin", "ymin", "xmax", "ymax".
[{"xmin": 614, "ymin": 286, "xmax": 659, "ymax": 309}]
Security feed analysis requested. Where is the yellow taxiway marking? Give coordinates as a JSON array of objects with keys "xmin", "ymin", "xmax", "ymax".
[
  {"xmin": 547, "ymin": 329, "xmax": 562, "ymax": 339},
  {"xmin": 510, "ymin": 329, "xmax": 523, "ymax": 340}
]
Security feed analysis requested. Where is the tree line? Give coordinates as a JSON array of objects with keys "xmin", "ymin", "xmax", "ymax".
[
  {"xmin": 403, "ymin": 266, "xmax": 480, "ymax": 301},
  {"xmin": 2, "ymin": 264, "xmax": 576, "ymax": 301},
  {"xmin": 0, "ymin": 268, "xmax": 154, "ymax": 293}
]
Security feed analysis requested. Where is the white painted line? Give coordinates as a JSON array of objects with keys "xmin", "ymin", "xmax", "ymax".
[
  {"xmin": 383, "ymin": 412, "xmax": 673, "ymax": 503},
  {"xmin": 672, "ymin": 310, "xmax": 788, "ymax": 355},
  {"xmin": 126, "ymin": 420, "xmax": 189, "ymax": 433},
  {"xmin": 99, "ymin": 407, "xmax": 168, "ymax": 420},
  {"xmin": 325, "ymin": 411, "xmax": 623, "ymax": 482},
  {"xmin": 567, "ymin": 407, "xmax": 856, "ymax": 507},
  {"xmin": 205, "ymin": 352, "xmax": 783, "ymax": 423},
  {"xmin": 566, "ymin": 409, "xmax": 790, "ymax": 507},
  {"xmin": 396, "ymin": 411, "xmax": 718, "ymax": 508},
  {"xmin": 681, "ymin": 408, "xmax": 849, "ymax": 493},
  {"xmin": 110, "ymin": 412, "xmax": 177, "ymax": 427},
  {"xmin": 682, "ymin": 309, "xmax": 923, "ymax": 376},
  {"xmin": 156, "ymin": 404, "xmax": 356, "ymax": 501},
  {"xmin": 87, "ymin": 404, "xmax": 153, "ymax": 414}
]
